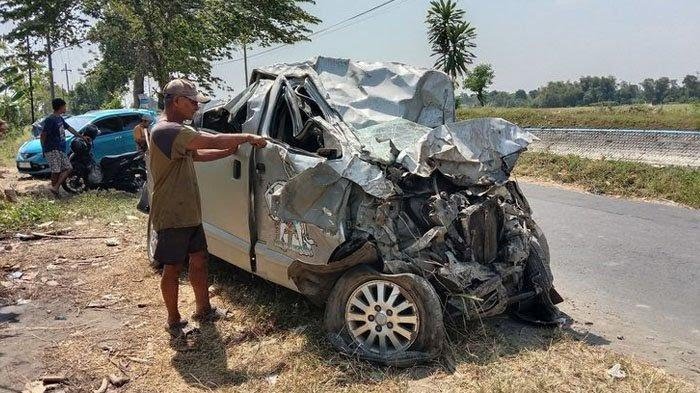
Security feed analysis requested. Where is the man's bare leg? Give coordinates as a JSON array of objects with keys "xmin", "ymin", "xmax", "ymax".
[
  {"xmin": 50, "ymin": 172, "xmax": 60, "ymax": 191},
  {"xmin": 54, "ymin": 169, "xmax": 72, "ymax": 192},
  {"xmin": 188, "ymin": 251, "xmax": 211, "ymax": 317},
  {"xmin": 161, "ymin": 263, "xmax": 184, "ymax": 325}
]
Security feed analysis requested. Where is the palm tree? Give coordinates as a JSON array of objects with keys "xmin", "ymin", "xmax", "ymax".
[{"xmin": 425, "ymin": 0, "xmax": 476, "ymax": 86}]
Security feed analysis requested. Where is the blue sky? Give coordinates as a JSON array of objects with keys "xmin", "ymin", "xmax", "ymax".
[{"xmin": 3, "ymin": 0, "xmax": 699, "ymax": 100}]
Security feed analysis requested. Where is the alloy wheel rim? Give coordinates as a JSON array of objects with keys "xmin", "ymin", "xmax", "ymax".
[{"xmin": 345, "ymin": 280, "xmax": 420, "ymax": 356}]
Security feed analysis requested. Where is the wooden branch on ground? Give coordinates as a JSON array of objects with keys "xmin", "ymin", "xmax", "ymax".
[{"xmin": 14, "ymin": 228, "xmax": 113, "ymax": 241}]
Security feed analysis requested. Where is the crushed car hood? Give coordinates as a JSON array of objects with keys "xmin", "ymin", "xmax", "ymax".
[
  {"xmin": 258, "ymin": 56, "xmax": 455, "ymax": 130},
  {"xmin": 272, "ymin": 116, "xmax": 536, "ymax": 232}
]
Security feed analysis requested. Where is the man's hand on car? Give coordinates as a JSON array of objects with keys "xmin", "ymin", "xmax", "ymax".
[{"xmin": 247, "ymin": 134, "xmax": 267, "ymax": 148}]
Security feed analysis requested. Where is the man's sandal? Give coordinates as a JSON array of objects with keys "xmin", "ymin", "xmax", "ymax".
[
  {"xmin": 191, "ymin": 307, "xmax": 229, "ymax": 323},
  {"xmin": 165, "ymin": 319, "xmax": 197, "ymax": 337}
]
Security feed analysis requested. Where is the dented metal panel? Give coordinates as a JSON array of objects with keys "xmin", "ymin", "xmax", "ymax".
[{"xmin": 259, "ymin": 56, "xmax": 455, "ymax": 129}]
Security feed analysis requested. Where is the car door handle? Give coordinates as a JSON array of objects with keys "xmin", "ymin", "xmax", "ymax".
[
  {"xmin": 255, "ymin": 162, "xmax": 265, "ymax": 174},
  {"xmin": 232, "ymin": 159, "xmax": 241, "ymax": 179}
]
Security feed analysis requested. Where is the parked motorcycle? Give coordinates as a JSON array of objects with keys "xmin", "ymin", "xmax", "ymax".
[{"xmin": 62, "ymin": 125, "xmax": 146, "ymax": 194}]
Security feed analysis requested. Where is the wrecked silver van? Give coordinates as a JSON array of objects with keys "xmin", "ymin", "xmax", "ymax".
[{"xmin": 183, "ymin": 57, "xmax": 562, "ymax": 366}]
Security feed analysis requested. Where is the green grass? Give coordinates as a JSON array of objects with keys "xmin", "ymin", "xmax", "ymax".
[
  {"xmin": 458, "ymin": 103, "xmax": 700, "ymax": 130},
  {"xmin": 515, "ymin": 151, "xmax": 700, "ymax": 208},
  {"xmin": 0, "ymin": 191, "xmax": 139, "ymax": 235},
  {"xmin": 0, "ymin": 126, "xmax": 32, "ymax": 166}
]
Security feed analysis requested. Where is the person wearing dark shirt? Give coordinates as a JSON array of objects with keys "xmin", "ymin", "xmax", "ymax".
[{"xmin": 40, "ymin": 98, "xmax": 87, "ymax": 197}]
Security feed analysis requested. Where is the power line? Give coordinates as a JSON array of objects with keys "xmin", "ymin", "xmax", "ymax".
[
  {"xmin": 214, "ymin": 0, "xmax": 402, "ymax": 66},
  {"xmin": 311, "ymin": 0, "xmax": 411, "ymax": 40}
]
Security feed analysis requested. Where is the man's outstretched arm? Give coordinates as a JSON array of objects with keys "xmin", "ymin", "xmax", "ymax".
[
  {"xmin": 186, "ymin": 132, "xmax": 267, "ymax": 152},
  {"xmin": 191, "ymin": 148, "xmax": 238, "ymax": 162},
  {"xmin": 64, "ymin": 122, "xmax": 88, "ymax": 140}
]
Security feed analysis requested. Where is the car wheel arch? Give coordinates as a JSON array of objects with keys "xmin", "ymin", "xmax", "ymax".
[{"xmin": 288, "ymin": 241, "xmax": 382, "ymax": 306}]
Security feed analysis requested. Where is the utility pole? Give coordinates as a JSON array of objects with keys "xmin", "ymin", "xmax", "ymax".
[
  {"xmin": 61, "ymin": 63, "xmax": 72, "ymax": 92},
  {"xmin": 46, "ymin": 35, "xmax": 55, "ymax": 100},
  {"xmin": 25, "ymin": 36, "xmax": 35, "ymax": 123},
  {"xmin": 243, "ymin": 43, "xmax": 249, "ymax": 87}
]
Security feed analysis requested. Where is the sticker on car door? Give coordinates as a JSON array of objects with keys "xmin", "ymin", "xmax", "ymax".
[{"xmin": 264, "ymin": 181, "xmax": 316, "ymax": 256}]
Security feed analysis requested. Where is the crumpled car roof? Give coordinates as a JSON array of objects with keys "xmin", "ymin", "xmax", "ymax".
[{"xmin": 258, "ymin": 56, "xmax": 456, "ymax": 130}]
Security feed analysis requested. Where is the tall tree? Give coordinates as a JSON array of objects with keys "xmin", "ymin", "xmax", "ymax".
[
  {"xmin": 682, "ymin": 74, "xmax": 699, "ymax": 99},
  {"xmin": 84, "ymin": 0, "xmax": 320, "ymax": 107},
  {"xmin": 654, "ymin": 77, "xmax": 671, "ymax": 104},
  {"xmin": 640, "ymin": 78, "xmax": 656, "ymax": 104},
  {"xmin": 616, "ymin": 81, "xmax": 640, "ymax": 104},
  {"xmin": 463, "ymin": 64, "xmax": 494, "ymax": 106},
  {"xmin": 0, "ymin": 0, "xmax": 88, "ymax": 100},
  {"xmin": 514, "ymin": 89, "xmax": 528, "ymax": 101},
  {"xmin": 426, "ymin": 0, "xmax": 476, "ymax": 85},
  {"xmin": 533, "ymin": 81, "xmax": 583, "ymax": 108},
  {"xmin": 69, "ymin": 65, "xmax": 127, "ymax": 114}
]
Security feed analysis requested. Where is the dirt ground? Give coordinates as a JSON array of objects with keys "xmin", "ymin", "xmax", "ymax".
[{"xmin": 0, "ymin": 173, "xmax": 696, "ymax": 392}]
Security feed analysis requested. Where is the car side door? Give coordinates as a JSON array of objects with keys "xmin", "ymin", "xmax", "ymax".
[
  {"xmin": 252, "ymin": 77, "xmax": 347, "ymax": 290},
  {"xmin": 194, "ymin": 85, "xmax": 263, "ymax": 273},
  {"xmin": 91, "ymin": 116, "xmax": 124, "ymax": 159}
]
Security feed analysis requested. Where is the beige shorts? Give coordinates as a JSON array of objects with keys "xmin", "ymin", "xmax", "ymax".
[{"xmin": 44, "ymin": 150, "xmax": 72, "ymax": 173}]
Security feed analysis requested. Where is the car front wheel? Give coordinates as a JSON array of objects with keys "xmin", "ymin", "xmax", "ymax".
[{"xmin": 324, "ymin": 265, "xmax": 445, "ymax": 367}]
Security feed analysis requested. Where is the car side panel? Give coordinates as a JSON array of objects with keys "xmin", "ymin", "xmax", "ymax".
[
  {"xmin": 91, "ymin": 133, "xmax": 113, "ymax": 161},
  {"xmin": 195, "ymin": 143, "xmax": 253, "ymax": 271}
]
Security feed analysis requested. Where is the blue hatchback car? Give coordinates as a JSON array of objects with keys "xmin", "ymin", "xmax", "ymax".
[{"xmin": 16, "ymin": 109, "xmax": 156, "ymax": 176}]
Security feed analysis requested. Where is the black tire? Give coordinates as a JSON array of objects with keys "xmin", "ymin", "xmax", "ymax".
[
  {"xmin": 324, "ymin": 265, "xmax": 445, "ymax": 367},
  {"xmin": 61, "ymin": 173, "xmax": 87, "ymax": 194},
  {"xmin": 528, "ymin": 219, "xmax": 550, "ymax": 263},
  {"xmin": 510, "ymin": 233, "xmax": 561, "ymax": 325},
  {"xmin": 121, "ymin": 168, "xmax": 147, "ymax": 193}
]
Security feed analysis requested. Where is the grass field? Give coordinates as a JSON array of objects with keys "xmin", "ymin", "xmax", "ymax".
[
  {"xmin": 0, "ymin": 127, "xmax": 31, "ymax": 167},
  {"xmin": 458, "ymin": 103, "xmax": 700, "ymax": 130},
  {"xmin": 0, "ymin": 191, "xmax": 137, "ymax": 235},
  {"xmin": 0, "ymin": 194, "xmax": 695, "ymax": 392},
  {"xmin": 514, "ymin": 151, "xmax": 700, "ymax": 208}
]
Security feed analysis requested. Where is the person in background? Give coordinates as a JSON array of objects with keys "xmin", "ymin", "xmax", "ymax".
[
  {"xmin": 40, "ymin": 98, "xmax": 88, "ymax": 197},
  {"xmin": 133, "ymin": 115, "xmax": 150, "ymax": 153}
]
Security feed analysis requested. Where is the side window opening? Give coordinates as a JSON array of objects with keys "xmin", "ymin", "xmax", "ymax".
[
  {"xmin": 201, "ymin": 107, "xmax": 233, "ymax": 133},
  {"xmin": 93, "ymin": 117, "xmax": 123, "ymax": 136},
  {"xmin": 270, "ymin": 81, "xmax": 324, "ymax": 154},
  {"xmin": 200, "ymin": 83, "xmax": 259, "ymax": 134},
  {"xmin": 270, "ymin": 86, "xmax": 325, "ymax": 154},
  {"xmin": 122, "ymin": 115, "xmax": 141, "ymax": 131},
  {"xmin": 294, "ymin": 84, "xmax": 325, "ymax": 122}
]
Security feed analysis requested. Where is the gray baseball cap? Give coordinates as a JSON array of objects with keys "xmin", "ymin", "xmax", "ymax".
[{"xmin": 163, "ymin": 79, "xmax": 211, "ymax": 103}]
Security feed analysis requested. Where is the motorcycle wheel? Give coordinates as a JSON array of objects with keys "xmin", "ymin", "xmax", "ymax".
[
  {"xmin": 122, "ymin": 168, "xmax": 147, "ymax": 193},
  {"xmin": 132, "ymin": 168, "xmax": 147, "ymax": 191},
  {"xmin": 62, "ymin": 173, "xmax": 88, "ymax": 194}
]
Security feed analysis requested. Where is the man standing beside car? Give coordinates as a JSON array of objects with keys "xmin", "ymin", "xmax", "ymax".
[
  {"xmin": 150, "ymin": 79, "xmax": 267, "ymax": 336},
  {"xmin": 133, "ymin": 115, "xmax": 150, "ymax": 153},
  {"xmin": 40, "ymin": 98, "xmax": 87, "ymax": 197}
]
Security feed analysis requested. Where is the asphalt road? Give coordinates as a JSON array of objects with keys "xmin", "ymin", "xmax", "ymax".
[{"xmin": 521, "ymin": 182, "xmax": 699, "ymax": 380}]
